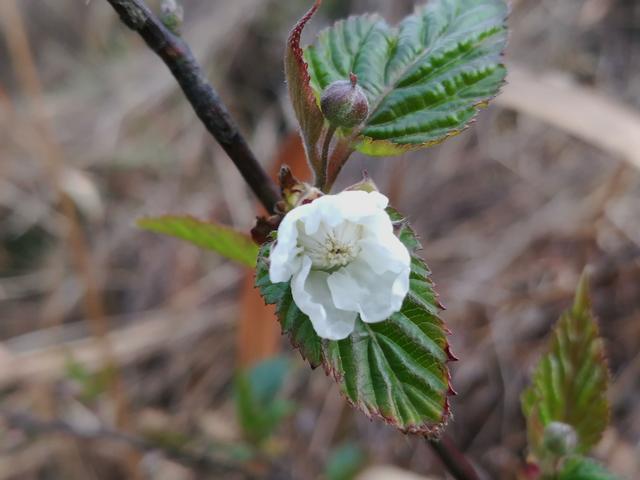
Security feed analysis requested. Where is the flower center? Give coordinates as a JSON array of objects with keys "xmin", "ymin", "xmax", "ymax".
[{"xmin": 298, "ymin": 221, "xmax": 362, "ymax": 270}]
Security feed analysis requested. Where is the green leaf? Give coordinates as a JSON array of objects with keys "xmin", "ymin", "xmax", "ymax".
[
  {"xmin": 305, "ymin": 0, "xmax": 508, "ymax": 155},
  {"xmin": 558, "ymin": 456, "xmax": 620, "ymax": 480},
  {"xmin": 246, "ymin": 356, "xmax": 291, "ymax": 405},
  {"xmin": 137, "ymin": 215, "xmax": 259, "ymax": 267},
  {"xmin": 65, "ymin": 356, "xmax": 114, "ymax": 403},
  {"xmin": 234, "ymin": 356, "xmax": 295, "ymax": 445},
  {"xmin": 326, "ymin": 442, "xmax": 366, "ymax": 480},
  {"xmin": 256, "ymin": 209, "xmax": 453, "ymax": 436},
  {"xmin": 521, "ymin": 273, "xmax": 611, "ymax": 457}
]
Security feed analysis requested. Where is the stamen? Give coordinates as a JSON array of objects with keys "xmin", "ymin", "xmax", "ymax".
[{"xmin": 298, "ymin": 220, "xmax": 362, "ymax": 270}]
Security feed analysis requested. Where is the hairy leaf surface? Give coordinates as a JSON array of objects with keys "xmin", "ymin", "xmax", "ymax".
[
  {"xmin": 256, "ymin": 209, "xmax": 453, "ymax": 435},
  {"xmin": 305, "ymin": 0, "xmax": 507, "ymax": 156}
]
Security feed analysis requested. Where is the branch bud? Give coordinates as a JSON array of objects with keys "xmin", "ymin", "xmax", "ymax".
[
  {"xmin": 161, "ymin": 0, "xmax": 184, "ymax": 35},
  {"xmin": 345, "ymin": 171, "xmax": 378, "ymax": 193}
]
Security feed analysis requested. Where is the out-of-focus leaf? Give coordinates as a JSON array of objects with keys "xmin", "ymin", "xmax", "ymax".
[
  {"xmin": 137, "ymin": 215, "xmax": 258, "ymax": 267},
  {"xmin": 326, "ymin": 442, "xmax": 366, "ymax": 480},
  {"xmin": 65, "ymin": 357, "xmax": 113, "ymax": 402},
  {"xmin": 256, "ymin": 209, "xmax": 453, "ymax": 436},
  {"xmin": 142, "ymin": 429, "xmax": 191, "ymax": 452},
  {"xmin": 558, "ymin": 456, "xmax": 620, "ymax": 480},
  {"xmin": 521, "ymin": 274, "xmax": 611, "ymax": 457},
  {"xmin": 305, "ymin": 0, "xmax": 508, "ymax": 156},
  {"xmin": 234, "ymin": 356, "xmax": 295, "ymax": 445},
  {"xmin": 246, "ymin": 357, "xmax": 290, "ymax": 405}
]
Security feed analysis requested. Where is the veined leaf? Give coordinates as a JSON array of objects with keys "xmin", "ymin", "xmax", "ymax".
[
  {"xmin": 521, "ymin": 274, "xmax": 611, "ymax": 457},
  {"xmin": 558, "ymin": 456, "xmax": 620, "ymax": 480},
  {"xmin": 305, "ymin": 0, "xmax": 508, "ymax": 155},
  {"xmin": 138, "ymin": 215, "xmax": 259, "ymax": 267},
  {"xmin": 256, "ymin": 209, "xmax": 453, "ymax": 436}
]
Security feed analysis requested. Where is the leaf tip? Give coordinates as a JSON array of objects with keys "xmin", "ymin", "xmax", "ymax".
[
  {"xmin": 572, "ymin": 268, "xmax": 592, "ymax": 314},
  {"xmin": 287, "ymin": 0, "xmax": 322, "ymax": 64}
]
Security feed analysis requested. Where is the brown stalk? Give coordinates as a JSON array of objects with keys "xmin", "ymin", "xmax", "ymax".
[{"xmin": 104, "ymin": 0, "xmax": 280, "ymax": 213}]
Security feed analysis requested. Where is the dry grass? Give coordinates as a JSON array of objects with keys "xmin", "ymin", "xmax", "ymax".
[{"xmin": 0, "ymin": 0, "xmax": 638, "ymax": 479}]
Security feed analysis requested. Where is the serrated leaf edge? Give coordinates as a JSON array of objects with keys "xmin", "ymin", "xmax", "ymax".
[
  {"xmin": 521, "ymin": 272, "xmax": 612, "ymax": 458},
  {"xmin": 255, "ymin": 209, "xmax": 456, "ymax": 437},
  {"xmin": 304, "ymin": 2, "xmax": 510, "ymax": 156}
]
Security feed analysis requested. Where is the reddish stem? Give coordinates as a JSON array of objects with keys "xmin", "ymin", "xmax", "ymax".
[{"xmin": 427, "ymin": 435, "xmax": 481, "ymax": 480}]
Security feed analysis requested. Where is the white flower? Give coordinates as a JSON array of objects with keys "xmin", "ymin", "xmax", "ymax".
[{"xmin": 269, "ymin": 190, "xmax": 411, "ymax": 340}]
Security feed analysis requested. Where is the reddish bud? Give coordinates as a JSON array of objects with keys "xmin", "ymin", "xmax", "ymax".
[{"xmin": 320, "ymin": 73, "xmax": 369, "ymax": 128}]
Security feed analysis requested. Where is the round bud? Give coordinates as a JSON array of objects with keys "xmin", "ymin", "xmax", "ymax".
[
  {"xmin": 320, "ymin": 73, "xmax": 369, "ymax": 129},
  {"xmin": 542, "ymin": 422, "xmax": 578, "ymax": 456},
  {"xmin": 346, "ymin": 172, "xmax": 378, "ymax": 193}
]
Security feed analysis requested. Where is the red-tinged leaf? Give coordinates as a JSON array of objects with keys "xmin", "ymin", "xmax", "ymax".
[{"xmin": 285, "ymin": 1, "xmax": 326, "ymax": 175}]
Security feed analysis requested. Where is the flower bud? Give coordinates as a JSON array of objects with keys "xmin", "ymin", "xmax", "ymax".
[
  {"xmin": 542, "ymin": 422, "xmax": 578, "ymax": 456},
  {"xmin": 320, "ymin": 73, "xmax": 369, "ymax": 129},
  {"xmin": 346, "ymin": 172, "xmax": 378, "ymax": 193}
]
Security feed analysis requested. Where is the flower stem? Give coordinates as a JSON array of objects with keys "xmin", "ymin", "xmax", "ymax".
[
  {"xmin": 105, "ymin": 0, "xmax": 281, "ymax": 213},
  {"xmin": 427, "ymin": 435, "xmax": 481, "ymax": 480},
  {"xmin": 318, "ymin": 125, "xmax": 337, "ymax": 192}
]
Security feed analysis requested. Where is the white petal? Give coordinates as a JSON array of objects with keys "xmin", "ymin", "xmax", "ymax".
[
  {"xmin": 318, "ymin": 191, "xmax": 389, "ymax": 226},
  {"xmin": 327, "ymin": 259, "xmax": 410, "ymax": 324},
  {"xmin": 291, "ymin": 256, "xmax": 357, "ymax": 340},
  {"xmin": 269, "ymin": 204, "xmax": 310, "ymax": 283},
  {"xmin": 358, "ymin": 231, "xmax": 411, "ymax": 275}
]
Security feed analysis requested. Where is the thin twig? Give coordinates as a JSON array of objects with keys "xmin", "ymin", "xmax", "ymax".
[
  {"xmin": 427, "ymin": 435, "xmax": 481, "ymax": 480},
  {"xmin": 0, "ymin": 409, "xmax": 253, "ymax": 477},
  {"xmin": 105, "ymin": 0, "xmax": 280, "ymax": 213}
]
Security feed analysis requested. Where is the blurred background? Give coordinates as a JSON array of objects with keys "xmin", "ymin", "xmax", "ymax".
[{"xmin": 0, "ymin": 0, "xmax": 639, "ymax": 479}]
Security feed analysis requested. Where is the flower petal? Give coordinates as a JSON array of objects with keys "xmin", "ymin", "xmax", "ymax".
[
  {"xmin": 315, "ymin": 191, "xmax": 389, "ymax": 228},
  {"xmin": 327, "ymin": 259, "xmax": 409, "ymax": 324},
  {"xmin": 358, "ymin": 231, "xmax": 411, "ymax": 275},
  {"xmin": 269, "ymin": 205, "xmax": 309, "ymax": 283},
  {"xmin": 292, "ymin": 256, "xmax": 358, "ymax": 340}
]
